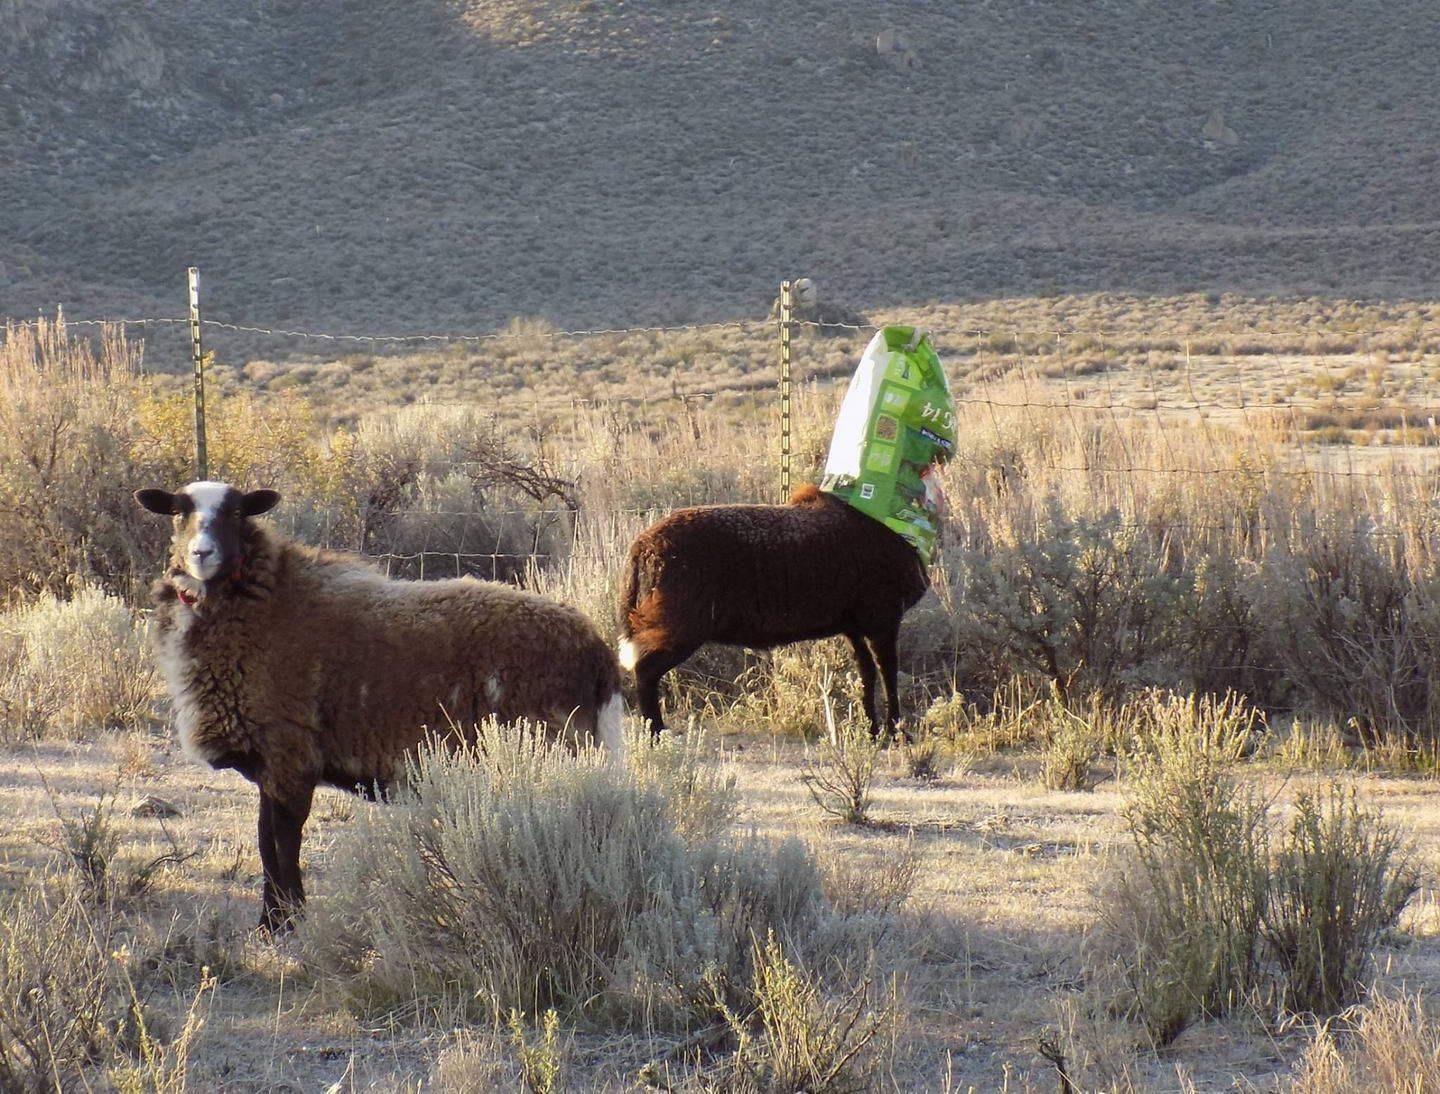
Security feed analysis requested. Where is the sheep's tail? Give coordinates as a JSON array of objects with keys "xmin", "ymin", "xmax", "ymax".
[
  {"xmin": 594, "ymin": 642, "xmax": 627, "ymax": 759},
  {"xmin": 617, "ymin": 543, "xmax": 645, "ymax": 672},
  {"xmin": 596, "ymin": 689, "xmax": 626, "ymax": 760}
]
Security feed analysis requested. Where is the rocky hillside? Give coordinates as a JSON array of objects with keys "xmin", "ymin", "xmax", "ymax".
[{"xmin": 3, "ymin": 0, "xmax": 1438, "ymax": 335}]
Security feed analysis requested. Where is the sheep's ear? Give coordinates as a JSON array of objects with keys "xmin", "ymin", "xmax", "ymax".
[
  {"xmin": 134, "ymin": 489, "xmax": 181, "ymax": 515},
  {"xmin": 241, "ymin": 489, "xmax": 281, "ymax": 516}
]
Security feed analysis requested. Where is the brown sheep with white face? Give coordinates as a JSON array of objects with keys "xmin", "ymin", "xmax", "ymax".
[
  {"xmin": 619, "ymin": 484, "xmax": 928, "ymax": 739},
  {"xmin": 137, "ymin": 481, "xmax": 623, "ymax": 932}
]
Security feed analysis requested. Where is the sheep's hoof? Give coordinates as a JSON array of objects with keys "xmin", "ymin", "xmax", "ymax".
[{"xmin": 259, "ymin": 905, "xmax": 299, "ymax": 936}]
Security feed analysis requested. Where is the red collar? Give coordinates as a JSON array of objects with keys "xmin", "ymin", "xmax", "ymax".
[{"xmin": 175, "ymin": 552, "xmax": 247, "ymax": 608}]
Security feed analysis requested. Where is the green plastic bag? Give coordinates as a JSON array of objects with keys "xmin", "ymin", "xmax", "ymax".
[{"xmin": 819, "ymin": 325, "xmax": 955, "ymax": 564}]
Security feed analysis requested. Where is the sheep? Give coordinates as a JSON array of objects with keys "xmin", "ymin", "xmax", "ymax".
[
  {"xmin": 135, "ymin": 480, "xmax": 623, "ymax": 932},
  {"xmin": 618, "ymin": 484, "xmax": 928, "ymax": 740}
]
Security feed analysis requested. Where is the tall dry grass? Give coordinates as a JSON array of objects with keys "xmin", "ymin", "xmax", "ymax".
[
  {"xmin": 12, "ymin": 317, "xmax": 1440, "ymax": 751},
  {"xmin": 929, "ymin": 389, "xmax": 1440, "ymax": 745},
  {"xmin": 1288, "ymin": 988, "xmax": 1440, "ymax": 1092}
]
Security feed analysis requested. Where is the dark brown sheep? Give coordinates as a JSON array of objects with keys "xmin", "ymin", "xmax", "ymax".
[
  {"xmin": 619, "ymin": 484, "xmax": 928, "ymax": 738},
  {"xmin": 136, "ymin": 481, "xmax": 622, "ymax": 932}
]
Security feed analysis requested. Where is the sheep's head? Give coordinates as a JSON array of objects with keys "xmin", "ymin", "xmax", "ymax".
[{"xmin": 134, "ymin": 481, "xmax": 280, "ymax": 583}]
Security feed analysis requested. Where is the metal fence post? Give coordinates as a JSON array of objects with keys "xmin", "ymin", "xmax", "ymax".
[
  {"xmin": 779, "ymin": 279, "xmax": 793, "ymax": 500},
  {"xmin": 187, "ymin": 267, "xmax": 208, "ymax": 480}
]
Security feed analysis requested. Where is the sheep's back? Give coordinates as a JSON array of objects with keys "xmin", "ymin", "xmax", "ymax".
[
  {"xmin": 291, "ymin": 568, "xmax": 615, "ymax": 773},
  {"xmin": 631, "ymin": 491, "xmax": 926, "ymax": 647}
]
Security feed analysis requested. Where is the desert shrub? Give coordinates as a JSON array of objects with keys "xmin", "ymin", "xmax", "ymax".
[
  {"xmin": 817, "ymin": 840, "xmax": 918, "ymax": 925},
  {"xmin": 1249, "ymin": 534, "xmax": 1440, "ymax": 743},
  {"xmin": 1108, "ymin": 720, "xmax": 1271, "ymax": 1045},
  {"xmin": 921, "ymin": 682, "xmax": 1051, "ymax": 754},
  {"xmin": 624, "ymin": 723, "xmax": 738, "ymax": 842},
  {"xmin": 1273, "ymin": 719, "xmax": 1355, "ymax": 771},
  {"xmin": 48, "ymin": 793, "xmax": 193, "ymax": 907},
  {"xmin": 895, "ymin": 734, "xmax": 947, "ymax": 781},
  {"xmin": 1042, "ymin": 706, "xmax": 1105, "ymax": 791},
  {"xmin": 1103, "ymin": 731, "xmax": 1416, "ymax": 1044},
  {"xmin": 424, "ymin": 1032, "xmax": 518, "ymax": 1092},
  {"xmin": 0, "ymin": 584, "xmax": 157, "ymax": 739},
  {"xmin": 0, "ymin": 875, "xmax": 209, "ymax": 1093},
  {"xmin": 303, "ymin": 721, "xmax": 829, "ymax": 1029},
  {"xmin": 422, "ymin": 1011, "xmax": 578, "ymax": 1094},
  {"xmin": 1263, "ymin": 786, "xmax": 1418, "ymax": 1015},
  {"xmin": 1180, "ymin": 551, "xmax": 1271, "ymax": 700},
  {"xmin": 1288, "ymin": 988, "xmax": 1440, "ymax": 1092},
  {"xmin": 957, "ymin": 502, "xmax": 1190, "ymax": 700},
  {"xmin": 506, "ymin": 1008, "xmax": 566, "ymax": 1094},
  {"xmin": 710, "ymin": 933, "xmax": 893, "ymax": 1094},
  {"xmin": 800, "ymin": 699, "xmax": 884, "ymax": 825},
  {"xmin": 728, "ymin": 641, "xmax": 860, "ymax": 739},
  {"xmin": 0, "ymin": 880, "xmax": 128, "ymax": 1090},
  {"xmin": 0, "ymin": 319, "xmax": 168, "ymax": 596},
  {"xmin": 1126, "ymin": 688, "xmax": 1262, "ymax": 765},
  {"xmin": 919, "ymin": 690, "xmax": 970, "ymax": 740}
]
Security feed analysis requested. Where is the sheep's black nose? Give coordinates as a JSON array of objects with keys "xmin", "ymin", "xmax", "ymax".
[{"xmin": 192, "ymin": 547, "xmax": 213, "ymax": 561}]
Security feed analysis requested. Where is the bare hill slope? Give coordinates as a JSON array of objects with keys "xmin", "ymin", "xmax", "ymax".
[{"xmin": 3, "ymin": 0, "xmax": 1438, "ymax": 331}]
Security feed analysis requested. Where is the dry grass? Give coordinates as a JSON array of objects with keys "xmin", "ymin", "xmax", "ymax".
[
  {"xmin": 0, "ymin": 718, "xmax": 1438, "ymax": 1088},
  {"xmin": 1288, "ymin": 988, "xmax": 1440, "ymax": 1092},
  {"xmin": 7, "ymin": 307, "xmax": 1440, "ymax": 1087}
]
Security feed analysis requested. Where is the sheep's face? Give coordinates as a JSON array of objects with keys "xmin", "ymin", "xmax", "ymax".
[{"xmin": 134, "ymin": 481, "xmax": 281, "ymax": 582}]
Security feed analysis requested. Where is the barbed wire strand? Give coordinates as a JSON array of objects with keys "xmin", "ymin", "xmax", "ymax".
[{"xmin": 8, "ymin": 307, "xmax": 1440, "ymax": 572}]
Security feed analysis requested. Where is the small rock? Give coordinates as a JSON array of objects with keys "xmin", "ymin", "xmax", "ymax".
[{"xmin": 131, "ymin": 795, "xmax": 181, "ymax": 819}]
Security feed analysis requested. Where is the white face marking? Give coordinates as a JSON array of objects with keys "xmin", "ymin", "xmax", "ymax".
[
  {"xmin": 182, "ymin": 481, "xmax": 232, "ymax": 581},
  {"xmin": 485, "ymin": 675, "xmax": 503, "ymax": 706}
]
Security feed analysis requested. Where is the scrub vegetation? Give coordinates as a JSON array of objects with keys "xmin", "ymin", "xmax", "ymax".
[{"xmin": 3, "ymin": 315, "xmax": 1440, "ymax": 1088}]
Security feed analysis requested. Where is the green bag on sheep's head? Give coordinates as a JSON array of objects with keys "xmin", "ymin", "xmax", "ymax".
[{"xmin": 819, "ymin": 325, "xmax": 955, "ymax": 564}]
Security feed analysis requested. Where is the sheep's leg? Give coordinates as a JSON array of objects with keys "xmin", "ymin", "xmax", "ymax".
[
  {"xmin": 259, "ymin": 784, "xmax": 314, "ymax": 933},
  {"xmin": 635, "ymin": 645, "xmax": 697, "ymax": 740},
  {"xmin": 257, "ymin": 795, "xmax": 282, "ymax": 932},
  {"xmin": 867, "ymin": 623, "xmax": 905, "ymax": 742},
  {"xmin": 844, "ymin": 630, "xmax": 881, "ymax": 733}
]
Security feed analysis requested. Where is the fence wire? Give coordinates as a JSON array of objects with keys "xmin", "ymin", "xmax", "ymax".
[{"xmin": 8, "ymin": 298, "xmax": 1440, "ymax": 576}]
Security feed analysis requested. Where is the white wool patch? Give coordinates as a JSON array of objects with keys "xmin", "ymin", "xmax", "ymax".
[
  {"xmin": 617, "ymin": 638, "xmax": 638, "ymax": 672},
  {"xmin": 183, "ymin": 481, "xmax": 232, "ymax": 515},
  {"xmin": 485, "ymin": 674, "xmax": 503, "ymax": 706},
  {"xmin": 598, "ymin": 692, "xmax": 626, "ymax": 761},
  {"xmin": 181, "ymin": 481, "xmax": 232, "ymax": 581},
  {"xmin": 152, "ymin": 614, "xmax": 222, "ymax": 766}
]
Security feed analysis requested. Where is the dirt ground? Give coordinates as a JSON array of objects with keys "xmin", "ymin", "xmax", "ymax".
[{"xmin": 4, "ymin": 723, "xmax": 1439, "ymax": 1092}]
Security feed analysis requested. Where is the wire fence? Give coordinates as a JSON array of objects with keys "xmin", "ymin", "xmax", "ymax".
[{"xmin": 8, "ymin": 280, "xmax": 1440, "ymax": 578}]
